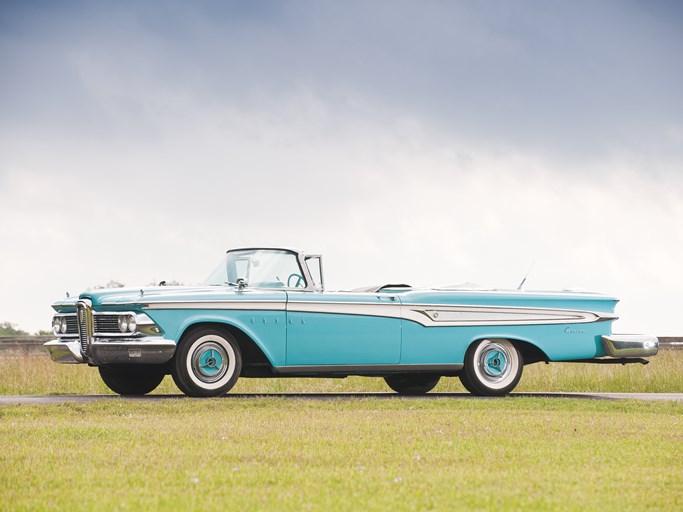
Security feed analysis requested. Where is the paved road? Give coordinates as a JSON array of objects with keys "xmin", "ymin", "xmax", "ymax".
[{"xmin": 0, "ymin": 392, "xmax": 681, "ymax": 405}]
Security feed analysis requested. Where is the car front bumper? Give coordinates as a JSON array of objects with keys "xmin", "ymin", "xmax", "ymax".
[
  {"xmin": 44, "ymin": 337, "xmax": 177, "ymax": 365},
  {"xmin": 601, "ymin": 335, "xmax": 659, "ymax": 358}
]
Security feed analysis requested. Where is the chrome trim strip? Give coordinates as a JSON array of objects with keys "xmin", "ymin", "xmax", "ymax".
[
  {"xmin": 287, "ymin": 301, "xmax": 402, "ymax": 319},
  {"xmin": 601, "ymin": 335, "xmax": 659, "ymax": 358},
  {"xmin": 143, "ymin": 300, "xmax": 286, "ymax": 311},
  {"xmin": 275, "ymin": 364, "xmax": 463, "ymax": 375}
]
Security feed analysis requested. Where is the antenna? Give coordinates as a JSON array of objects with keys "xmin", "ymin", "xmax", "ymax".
[{"xmin": 517, "ymin": 262, "xmax": 535, "ymax": 290}]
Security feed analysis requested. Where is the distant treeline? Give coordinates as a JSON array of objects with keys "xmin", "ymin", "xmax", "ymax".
[{"xmin": 0, "ymin": 322, "xmax": 51, "ymax": 337}]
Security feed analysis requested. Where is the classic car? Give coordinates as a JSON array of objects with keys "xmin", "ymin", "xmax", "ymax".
[{"xmin": 45, "ymin": 247, "xmax": 659, "ymax": 397}]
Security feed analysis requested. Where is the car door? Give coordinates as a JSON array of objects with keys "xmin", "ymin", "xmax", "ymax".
[{"xmin": 285, "ymin": 291, "xmax": 401, "ymax": 366}]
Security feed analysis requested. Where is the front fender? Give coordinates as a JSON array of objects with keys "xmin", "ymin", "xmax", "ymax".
[{"xmin": 145, "ymin": 309, "xmax": 287, "ymax": 367}]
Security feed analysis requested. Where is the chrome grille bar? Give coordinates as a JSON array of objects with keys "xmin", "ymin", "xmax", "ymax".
[{"xmin": 76, "ymin": 300, "xmax": 94, "ymax": 356}]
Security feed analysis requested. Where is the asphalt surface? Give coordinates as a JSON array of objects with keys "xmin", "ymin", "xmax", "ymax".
[{"xmin": 0, "ymin": 392, "xmax": 681, "ymax": 405}]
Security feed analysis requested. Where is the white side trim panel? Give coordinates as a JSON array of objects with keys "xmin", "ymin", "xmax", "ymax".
[
  {"xmin": 137, "ymin": 299, "xmax": 615, "ymax": 327},
  {"xmin": 287, "ymin": 301, "xmax": 615, "ymax": 327},
  {"xmin": 402, "ymin": 305, "xmax": 615, "ymax": 327}
]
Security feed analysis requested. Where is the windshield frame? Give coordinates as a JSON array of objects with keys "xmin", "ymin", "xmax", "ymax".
[{"xmin": 205, "ymin": 247, "xmax": 318, "ymax": 291}]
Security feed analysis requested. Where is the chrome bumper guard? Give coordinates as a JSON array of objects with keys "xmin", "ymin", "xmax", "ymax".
[
  {"xmin": 601, "ymin": 335, "xmax": 659, "ymax": 358},
  {"xmin": 45, "ymin": 337, "xmax": 176, "ymax": 365}
]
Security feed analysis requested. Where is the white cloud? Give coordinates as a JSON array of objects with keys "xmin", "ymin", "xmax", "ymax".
[{"xmin": 0, "ymin": 1, "xmax": 681, "ymax": 335}]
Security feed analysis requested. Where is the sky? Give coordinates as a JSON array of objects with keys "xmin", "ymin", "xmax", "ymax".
[{"xmin": 0, "ymin": 0, "xmax": 681, "ymax": 335}]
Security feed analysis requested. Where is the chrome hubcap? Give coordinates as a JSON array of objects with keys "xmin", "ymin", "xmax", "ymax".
[
  {"xmin": 191, "ymin": 342, "xmax": 229, "ymax": 383},
  {"xmin": 478, "ymin": 343, "xmax": 512, "ymax": 382}
]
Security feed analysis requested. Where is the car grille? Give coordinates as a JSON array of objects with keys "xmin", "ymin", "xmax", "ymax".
[
  {"xmin": 65, "ymin": 316, "xmax": 78, "ymax": 334},
  {"xmin": 95, "ymin": 315, "xmax": 120, "ymax": 333},
  {"xmin": 76, "ymin": 301, "xmax": 93, "ymax": 356},
  {"xmin": 61, "ymin": 314, "xmax": 123, "ymax": 336}
]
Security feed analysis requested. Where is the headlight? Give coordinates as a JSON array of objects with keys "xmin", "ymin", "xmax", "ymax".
[
  {"xmin": 118, "ymin": 314, "xmax": 137, "ymax": 333},
  {"xmin": 126, "ymin": 314, "xmax": 136, "ymax": 333},
  {"xmin": 118, "ymin": 315, "xmax": 129, "ymax": 333},
  {"xmin": 52, "ymin": 316, "xmax": 68, "ymax": 335},
  {"xmin": 52, "ymin": 317, "xmax": 61, "ymax": 335}
]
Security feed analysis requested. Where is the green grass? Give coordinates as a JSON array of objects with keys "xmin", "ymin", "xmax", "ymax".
[
  {"xmin": 0, "ymin": 398, "xmax": 681, "ymax": 511},
  {"xmin": 1, "ymin": 353, "xmax": 681, "ymax": 510},
  {"xmin": 0, "ymin": 350, "xmax": 681, "ymax": 396}
]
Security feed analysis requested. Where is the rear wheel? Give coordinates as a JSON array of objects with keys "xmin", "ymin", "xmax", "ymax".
[
  {"xmin": 384, "ymin": 374, "xmax": 441, "ymax": 395},
  {"xmin": 172, "ymin": 328, "xmax": 242, "ymax": 397},
  {"xmin": 99, "ymin": 365, "xmax": 165, "ymax": 396},
  {"xmin": 459, "ymin": 339, "xmax": 523, "ymax": 396}
]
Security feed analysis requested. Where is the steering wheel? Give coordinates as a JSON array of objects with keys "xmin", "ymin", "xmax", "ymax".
[{"xmin": 287, "ymin": 273, "xmax": 304, "ymax": 288}]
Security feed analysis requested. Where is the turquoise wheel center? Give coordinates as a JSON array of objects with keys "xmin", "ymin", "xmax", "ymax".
[
  {"xmin": 198, "ymin": 348, "xmax": 224, "ymax": 377},
  {"xmin": 483, "ymin": 349, "xmax": 507, "ymax": 377}
]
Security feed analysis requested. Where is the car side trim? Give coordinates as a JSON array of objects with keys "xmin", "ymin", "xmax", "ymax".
[
  {"xmin": 402, "ymin": 305, "xmax": 616, "ymax": 326},
  {"xmin": 275, "ymin": 364, "xmax": 463, "ymax": 375},
  {"xmin": 134, "ymin": 300, "xmax": 615, "ymax": 327},
  {"xmin": 142, "ymin": 301, "xmax": 286, "ymax": 311},
  {"xmin": 287, "ymin": 301, "xmax": 616, "ymax": 326}
]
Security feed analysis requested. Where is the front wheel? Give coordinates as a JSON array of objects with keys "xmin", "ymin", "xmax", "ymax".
[
  {"xmin": 171, "ymin": 328, "xmax": 242, "ymax": 397},
  {"xmin": 384, "ymin": 374, "xmax": 441, "ymax": 395},
  {"xmin": 99, "ymin": 365, "xmax": 165, "ymax": 396},
  {"xmin": 459, "ymin": 339, "xmax": 523, "ymax": 396}
]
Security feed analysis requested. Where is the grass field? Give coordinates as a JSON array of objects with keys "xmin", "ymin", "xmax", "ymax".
[
  {"xmin": 1, "ymin": 353, "xmax": 681, "ymax": 511},
  {"xmin": 0, "ymin": 350, "xmax": 681, "ymax": 395},
  {"xmin": 1, "ymin": 398, "xmax": 681, "ymax": 511}
]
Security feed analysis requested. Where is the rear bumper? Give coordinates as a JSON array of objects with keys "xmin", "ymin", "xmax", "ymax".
[
  {"xmin": 45, "ymin": 337, "xmax": 176, "ymax": 365},
  {"xmin": 601, "ymin": 335, "xmax": 659, "ymax": 358}
]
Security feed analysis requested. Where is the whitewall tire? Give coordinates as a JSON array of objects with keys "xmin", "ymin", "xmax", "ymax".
[
  {"xmin": 172, "ymin": 328, "xmax": 242, "ymax": 397},
  {"xmin": 459, "ymin": 339, "xmax": 523, "ymax": 396}
]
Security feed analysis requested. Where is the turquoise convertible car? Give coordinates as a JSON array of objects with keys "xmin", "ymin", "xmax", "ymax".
[{"xmin": 46, "ymin": 247, "xmax": 658, "ymax": 397}]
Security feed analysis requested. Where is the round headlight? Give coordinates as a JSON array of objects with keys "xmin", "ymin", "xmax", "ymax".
[
  {"xmin": 126, "ymin": 315, "xmax": 137, "ymax": 333},
  {"xmin": 118, "ymin": 315, "xmax": 129, "ymax": 333},
  {"xmin": 52, "ymin": 317, "xmax": 61, "ymax": 335},
  {"xmin": 60, "ymin": 317, "xmax": 68, "ymax": 334}
]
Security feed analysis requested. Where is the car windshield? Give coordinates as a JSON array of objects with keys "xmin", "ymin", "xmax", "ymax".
[{"xmin": 204, "ymin": 249, "xmax": 306, "ymax": 289}]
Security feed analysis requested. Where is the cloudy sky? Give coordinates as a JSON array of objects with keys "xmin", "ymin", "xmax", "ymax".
[{"xmin": 1, "ymin": 0, "xmax": 681, "ymax": 335}]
